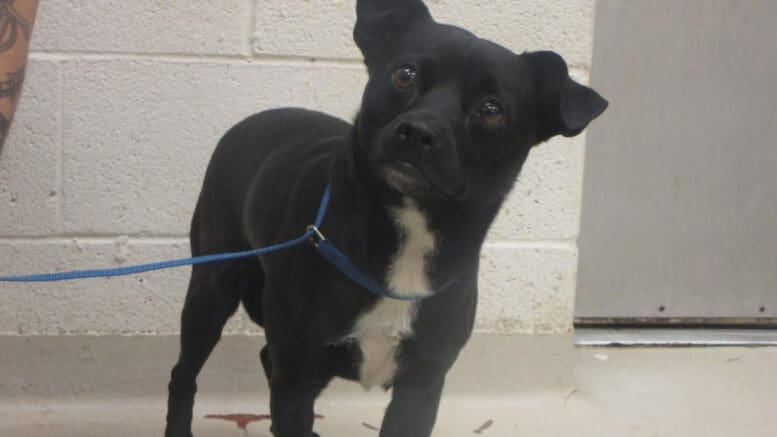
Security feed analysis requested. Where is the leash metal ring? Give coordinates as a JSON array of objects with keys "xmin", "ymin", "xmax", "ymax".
[{"xmin": 307, "ymin": 225, "xmax": 326, "ymax": 247}]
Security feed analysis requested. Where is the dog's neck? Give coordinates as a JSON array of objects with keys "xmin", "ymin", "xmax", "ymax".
[{"xmin": 329, "ymin": 131, "xmax": 505, "ymax": 271}]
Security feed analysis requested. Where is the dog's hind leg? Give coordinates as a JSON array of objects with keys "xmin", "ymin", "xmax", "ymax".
[{"xmin": 165, "ymin": 262, "xmax": 245, "ymax": 437}]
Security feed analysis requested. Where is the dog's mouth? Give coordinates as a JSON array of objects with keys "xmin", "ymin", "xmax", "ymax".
[
  {"xmin": 378, "ymin": 161, "xmax": 467, "ymax": 199},
  {"xmin": 379, "ymin": 161, "xmax": 434, "ymax": 194}
]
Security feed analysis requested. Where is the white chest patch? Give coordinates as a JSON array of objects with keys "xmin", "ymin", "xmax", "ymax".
[{"xmin": 349, "ymin": 198, "xmax": 437, "ymax": 390}]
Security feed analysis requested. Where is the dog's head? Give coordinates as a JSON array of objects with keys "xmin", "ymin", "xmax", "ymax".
[{"xmin": 353, "ymin": 0, "xmax": 607, "ymax": 203}]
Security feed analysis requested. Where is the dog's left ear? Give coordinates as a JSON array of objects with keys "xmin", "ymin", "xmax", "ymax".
[
  {"xmin": 354, "ymin": 0, "xmax": 433, "ymax": 66},
  {"xmin": 527, "ymin": 51, "xmax": 608, "ymax": 141}
]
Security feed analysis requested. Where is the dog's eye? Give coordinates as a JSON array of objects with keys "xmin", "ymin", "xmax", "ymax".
[
  {"xmin": 480, "ymin": 101, "xmax": 505, "ymax": 127},
  {"xmin": 392, "ymin": 66, "xmax": 417, "ymax": 90}
]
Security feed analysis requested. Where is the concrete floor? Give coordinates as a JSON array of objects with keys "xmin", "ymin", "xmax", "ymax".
[{"xmin": 1, "ymin": 334, "xmax": 776, "ymax": 436}]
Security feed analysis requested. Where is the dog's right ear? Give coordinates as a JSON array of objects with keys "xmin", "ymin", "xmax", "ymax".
[
  {"xmin": 354, "ymin": 0, "xmax": 433, "ymax": 66},
  {"xmin": 526, "ymin": 51, "xmax": 609, "ymax": 141}
]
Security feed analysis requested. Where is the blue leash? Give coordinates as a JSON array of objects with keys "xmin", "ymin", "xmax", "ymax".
[{"xmin": 0, "ymin": 187, "xmax": 442, "ymax": 301}]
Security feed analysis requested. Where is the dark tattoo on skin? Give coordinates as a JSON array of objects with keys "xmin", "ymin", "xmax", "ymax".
[
  {"xmin": 0, "ymin": 65, "xmax": 23, "ymax": 99},
  {"xmin": 0, "ymin": 113, "xmax": 9, "ymax": 146},
  {"xmin": 0, "ymin": 0, "xmax": 29, "ymax": 151},
  {"xmin": 0, "ymin": 0, "xmax": 31, "ymax": 53}
]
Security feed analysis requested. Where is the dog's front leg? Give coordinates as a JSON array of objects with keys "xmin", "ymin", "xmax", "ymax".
[
  {"xmin": 262, "ymin": 350, "xmax": 326, "ymax": 437},
  {"xmin": 269, "ymin": 374, "xmax": 324, "ymax": 437},
  {"xmin": 379, "ymin": 364, "xmax": 447, "ymax": 437}
]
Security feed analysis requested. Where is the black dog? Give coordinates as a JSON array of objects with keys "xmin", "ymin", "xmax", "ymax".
[{"xmin": 165, "ymin": 1, "xmax": 606, "ymax": 436}]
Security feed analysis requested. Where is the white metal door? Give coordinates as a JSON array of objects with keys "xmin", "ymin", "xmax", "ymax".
[{"xmin": 576, "ymin": 1, "xmax": 777, "ymax": 323}]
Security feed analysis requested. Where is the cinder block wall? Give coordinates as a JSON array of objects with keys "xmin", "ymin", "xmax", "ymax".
[{"xmin": 0, "ymin": 1, "xmax": 595, "ymax": 335}]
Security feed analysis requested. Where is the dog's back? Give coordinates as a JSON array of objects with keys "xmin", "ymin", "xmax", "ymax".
[{"xmin": 195, "ymin": 108, "xmax": 350, "ymax": 252}]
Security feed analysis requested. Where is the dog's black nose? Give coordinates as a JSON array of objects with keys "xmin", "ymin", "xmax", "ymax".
[{"xmin": 396, "ymin": 122, "xmax": 437, "ymax": 152}]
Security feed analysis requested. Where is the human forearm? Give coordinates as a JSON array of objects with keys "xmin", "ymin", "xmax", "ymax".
[{"xmin": 0, "ymin": 0, "xmax": 38, "ymax": 151}]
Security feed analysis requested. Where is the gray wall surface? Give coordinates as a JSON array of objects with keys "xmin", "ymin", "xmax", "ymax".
[{"xmin": 577, "ymin": 0, "xmax": 777, "ymax": 319}]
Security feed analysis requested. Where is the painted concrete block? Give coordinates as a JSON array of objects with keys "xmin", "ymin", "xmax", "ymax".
[
  {"xmin": 0, "ymin": 60, "xmax": 62, "ymax": 237},
  {"xmin": 0, "ymin": 239, "xmax": 259, "ymax": 335},
  {"xmin": 488, "ymin": 134, "xmax": 586, "ymax": 242},
  {"xmin": 32, "ymin": 0, "xmax": 251, "ymax": 56},
  {"xmin": 478, "ymin": 243, "xmax": 578, "ymax": 333},
  {"xmin": 0, "ymin": 239, "xmax": 188, "ymax": 334},
  {"xmin": 59, "ymin": 59, "xmax": 366, "ymax": 235}
]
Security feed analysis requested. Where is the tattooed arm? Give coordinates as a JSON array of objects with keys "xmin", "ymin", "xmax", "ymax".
[{"xmin": 0, "ymin": 0, "xmax": 37, "ymax": 154}]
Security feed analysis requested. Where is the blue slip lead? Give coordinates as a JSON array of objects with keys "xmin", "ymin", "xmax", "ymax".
[
  {"xmin": 0, "ymin": 186, "xmax": 449, "ymax": 301},
  {"xmin": 0, "ymin": 187, "xmax": 331, "ymax": 283}
]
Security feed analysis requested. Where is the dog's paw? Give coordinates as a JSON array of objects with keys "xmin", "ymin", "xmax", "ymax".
[
  {"xmin": 268, "ymin": 424, "xmax": 320, "ymax": 437},
  {"xmin": 163, "ymin": 429, "xmax": 192, "ymax": 437}
]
